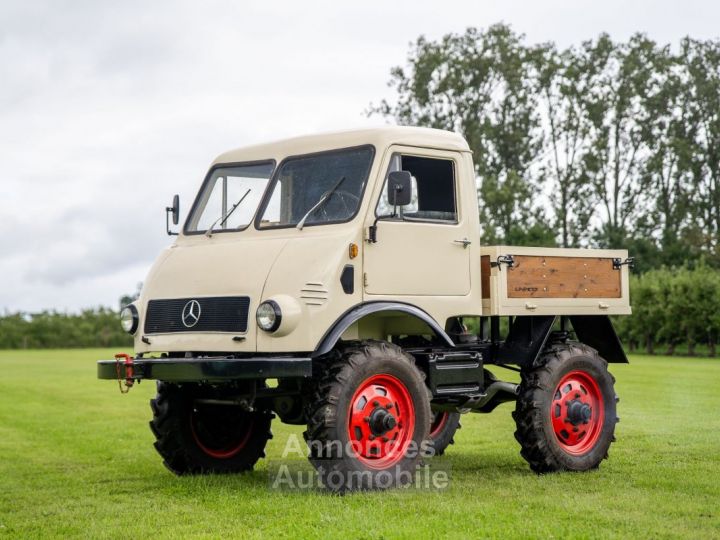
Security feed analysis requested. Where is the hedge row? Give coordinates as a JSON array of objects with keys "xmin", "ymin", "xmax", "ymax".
[
  {"xmin": 613, "ymin": 265, "xmax": 720, "ymax": 356},
  {"xmin": 0, "ymin": 308, "xmax": 132, "ymax": 349}
]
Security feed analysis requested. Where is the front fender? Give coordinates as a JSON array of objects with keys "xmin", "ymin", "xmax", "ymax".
[{"xmin": 313, "ymin": 301, "xmax": 455, "ymax": 356}]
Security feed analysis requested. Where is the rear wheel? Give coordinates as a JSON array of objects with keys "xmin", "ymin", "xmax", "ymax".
[
  {"xmin": 428, "ymin": 411, "xmax": 461, "ymax": 456},
  {"xmin": 304, "ymin": 340, "xmax": 431, "ymax": 492},
  {"xmin": 513, "ymin": 343, "xmax": 618, "ymax": 473},
  {"xmin": 150, "ymin": 382, "xmax": 272, "ymax": 474}
]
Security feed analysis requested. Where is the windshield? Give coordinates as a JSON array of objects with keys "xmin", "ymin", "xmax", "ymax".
[
  {"xmin": 185, "ymin": 162, "xmax": 275, "ymax": 233},
  {"xmin": 257, "ymin": 146, "xmax": 374, "ymax": 228}
]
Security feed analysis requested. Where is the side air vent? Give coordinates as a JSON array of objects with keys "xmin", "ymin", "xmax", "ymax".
[{"xmin": 301, "ymin": 282, "xmax": 328, "ymax": 306}]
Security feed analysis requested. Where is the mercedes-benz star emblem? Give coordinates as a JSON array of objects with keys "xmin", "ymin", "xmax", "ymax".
[{"xmin": 181, "ymin": 299, "xmax": 201, "ymax": 328}]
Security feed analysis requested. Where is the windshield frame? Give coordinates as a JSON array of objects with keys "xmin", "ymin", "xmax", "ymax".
[
  {"xmin": 182, "ymin": 159, "xmax": 276, "ymax": 236},
  {"xmin": 253, "ymin": 144, "xmax": 376, "ymax": 231}
]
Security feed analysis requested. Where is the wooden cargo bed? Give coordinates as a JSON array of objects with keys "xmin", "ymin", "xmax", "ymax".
[{"xmin": 480, "ymin": 246, "xmax": 632, "ymax": 316}]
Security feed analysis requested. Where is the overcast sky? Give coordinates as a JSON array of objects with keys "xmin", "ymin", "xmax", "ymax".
[{"xmin": 1, "ymin": 0, "xmax": 718, "ymax": 312}]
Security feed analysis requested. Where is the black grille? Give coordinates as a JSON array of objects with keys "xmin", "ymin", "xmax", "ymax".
[{"xmin": 144, "ymin": 297, "xmax": 250, "ymax": 334}]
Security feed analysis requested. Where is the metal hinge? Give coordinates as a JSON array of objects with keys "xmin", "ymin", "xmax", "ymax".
[
  {"xmin": 363, "ymin": 272, "xmax": 368, "ymax": 287},
  {"xmin": 490, "ymin": 254, "xmax": 515, "ymax": 270},
  {"xmin": 612, "ymin": 257, "xmax": 635, "ymax": 270}
]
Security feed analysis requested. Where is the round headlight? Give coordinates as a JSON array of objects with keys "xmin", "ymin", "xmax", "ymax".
[
  {"xmin": 120, "ymin": 305, "xmax": 139, "ymax": 334},
  {"xmin": 256, "ymin": 301, "xmax": 282, "ymax": 332}
]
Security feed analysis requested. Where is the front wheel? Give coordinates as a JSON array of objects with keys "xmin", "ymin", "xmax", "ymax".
[
  {"xmin": 512, "ymin": 343, "xmax": 618, "ymax": 473},
  {"xmin": 304, "ymin": 340, "xmax": 432, "ymax": 492},
  {"xmin": 150, "ymin": 382, "xmax": 273, "ymax": 474}
]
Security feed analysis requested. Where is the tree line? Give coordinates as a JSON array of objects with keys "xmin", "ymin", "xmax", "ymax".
[
  {"xmin": 371, "ymin": 24, "xmax": 720, "ymax": 272},
  {"xmin": 0, "ymin": 286, "xmax": 139, "ymax": 350},
  {"xmin": 0, "ymin": 308, "xmax": 132, "ymax": 349}
]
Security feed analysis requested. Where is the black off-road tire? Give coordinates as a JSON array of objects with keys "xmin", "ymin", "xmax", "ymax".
[
  {"xmin": 150, "ymin": 381, "xmax": 272, "ymax": 475},
  {"xmin": 428, "ymin": 411, "xmax": 461, "ymax": 456},
  {"xmin": 304, "ymin": 340, "xmax": 432, "ymax": 492},
  {"xmin": 513, "ymin": 342, "xmax": 619, "ymax": 473}
]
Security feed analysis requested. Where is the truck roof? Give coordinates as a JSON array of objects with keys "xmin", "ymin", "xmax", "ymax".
[{"xmin": 212, "ymin": 126, "xmax": 471, "ymax": 166}]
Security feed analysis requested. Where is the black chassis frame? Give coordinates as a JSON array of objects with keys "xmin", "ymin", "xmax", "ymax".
[{"xmin": 99, "ymin": 311, "xmax": 626, "ymax": 420}]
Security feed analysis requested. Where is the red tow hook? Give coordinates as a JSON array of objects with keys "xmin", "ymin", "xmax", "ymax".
[{"xmin": 114, "ymin": 353, "xmax": 135, "ymax": 394}]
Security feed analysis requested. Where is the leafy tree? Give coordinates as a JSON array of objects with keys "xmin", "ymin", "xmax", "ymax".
[
  {"xmin": 371, "ymin": 24, "xmax": 554, "ymax": 246},
  {"xmin": 373, "ymin": 26, "xmax": 720, "ymax": 268},
  {"xmin": 533, "ymin": 43, "xmax": 597, "ymax": 247},
  {"xmin": 577, "ymin": 35, "xmax": 657, "ymax": 249},
  {"xmin": 681, "ymin": 38, "xmax": 720, "ymax": 266}
]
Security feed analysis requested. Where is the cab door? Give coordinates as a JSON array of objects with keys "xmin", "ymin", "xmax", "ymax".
[{"xmin": 363, "ymin": 148, "xmax": 472, "ymax": 296}]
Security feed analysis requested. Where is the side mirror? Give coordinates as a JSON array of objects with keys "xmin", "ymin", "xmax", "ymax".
[
  {"xmin": 387, "ymin": 171, "xmax": 413, "ymax": 207},
  {"xmin": 170, "ymin": 194, "xmax": 180, "ymax": 225},
  {"xmin": 165, "ymin": 195, "xmax": 180, "ymax": 236}
]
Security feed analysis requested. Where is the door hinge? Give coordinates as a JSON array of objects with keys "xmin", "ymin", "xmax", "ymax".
[{"xmin": 363, "ymin": 272, "xmax": 368, "ymax": 287}]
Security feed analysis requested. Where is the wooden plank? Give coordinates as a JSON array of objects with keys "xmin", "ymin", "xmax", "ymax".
[
  {"xmin": 480, "ymin": 255, "xmax": 491, "ymax": 299},
  {"xmin": 506, "ymin": 255, "xmax": 621, "ymax": 298}
]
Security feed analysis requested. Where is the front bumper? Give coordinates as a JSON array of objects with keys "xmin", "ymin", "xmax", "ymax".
[{"xmin": 97, "ymin": 356, "xmax": 312, "ymax": 382}]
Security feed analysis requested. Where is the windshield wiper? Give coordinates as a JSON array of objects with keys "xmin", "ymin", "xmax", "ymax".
[
  {"xmin": 296, "ymin": 176, "xmax": 345, "ymax": 230},
  {"xmin": 205, "ymin": 188, "xmax": 251, "ymax": 237}
]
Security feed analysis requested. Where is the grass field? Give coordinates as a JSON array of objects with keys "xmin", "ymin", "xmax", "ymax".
[{"xmin": 0, "ymin": 350, "xmax": 718, "ymax": 539}]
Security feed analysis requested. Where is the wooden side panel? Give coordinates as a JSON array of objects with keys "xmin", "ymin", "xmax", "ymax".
[
  {"xmin": 506, "ymin": 256, "xmax": 621, "ymax": 298},
  {"xmin": 480, "ymin": 255, "xmax": 491, "ymax": 299}
]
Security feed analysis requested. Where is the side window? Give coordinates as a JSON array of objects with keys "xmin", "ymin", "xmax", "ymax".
[{"xmin": 376, "ymin": 154, "xmax": 457, "ymax": 223}]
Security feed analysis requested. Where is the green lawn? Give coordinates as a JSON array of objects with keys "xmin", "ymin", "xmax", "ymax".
[{"xmin": 0, "ymin": 350, "xmax": 718, "ymax": 539}]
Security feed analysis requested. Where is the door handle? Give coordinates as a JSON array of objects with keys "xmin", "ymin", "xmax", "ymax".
[{"xmin": 453, "ymin": 238, "xmax": 471, "ymax": 248}]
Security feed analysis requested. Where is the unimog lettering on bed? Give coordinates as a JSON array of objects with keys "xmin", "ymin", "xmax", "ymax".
[{"xmin": 99, "ymin": 127, "xmax": 632, "ymax": 491}]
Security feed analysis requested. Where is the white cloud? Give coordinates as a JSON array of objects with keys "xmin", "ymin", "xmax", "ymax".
[{"xmin": 1, "ymin": 0, "xmax": 718, "ymax": 311}]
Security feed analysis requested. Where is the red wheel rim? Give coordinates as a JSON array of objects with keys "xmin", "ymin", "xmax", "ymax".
[
  {"xmin": 348, "ymin": 374, "xmax": 415, "ymax": 469},
  {"xmin": 190, "ymin": 407, "xmax": 254, "ymax": 459},
  {"xmin": 550, "ymin": 370, "xmax": 605, "ymax": 456},
  {"xmin": 429, "ymin": 412, "xmax": 449, "ymax": 439}
]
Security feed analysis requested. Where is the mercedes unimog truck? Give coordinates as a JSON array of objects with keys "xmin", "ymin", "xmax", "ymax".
[{"xmin": 98, "ymin": 127, "xmax": 632, "ymax": 491}]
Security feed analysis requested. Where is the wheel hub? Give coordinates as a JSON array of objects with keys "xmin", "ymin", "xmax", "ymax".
[
  {"xmin": 566, "ymin": 399, "xmax": 592, "ymax": 425},
  {"xmin": 348, "ymin": 373, "xmax": 416, "ymax": 468},
  {"xmin": 369, "ymin": 407, "xmax": 397, "ymax": 435},
  {"xmin": 550, "ymin": 370, "xmax": 605, "ymax": 455}
]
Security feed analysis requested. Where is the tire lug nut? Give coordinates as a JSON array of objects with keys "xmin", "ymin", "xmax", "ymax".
[
  {"xmin": 385, "ymin": 403, "xmax": 393, "ymax": 409},
  {"xmin": 372, "ymin": 401, "xmax": 379, "ymax": 407},
  {"xmin": 369, "ymin": 435, "xmax": 375, "ymax": 440},
  {"xmin": 381, "ymin": 436, "xmax": 389, "ymax": 442},
  {"xmin": 364, "ymin": 416, "xmax": 370, "ymax": 422}
]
